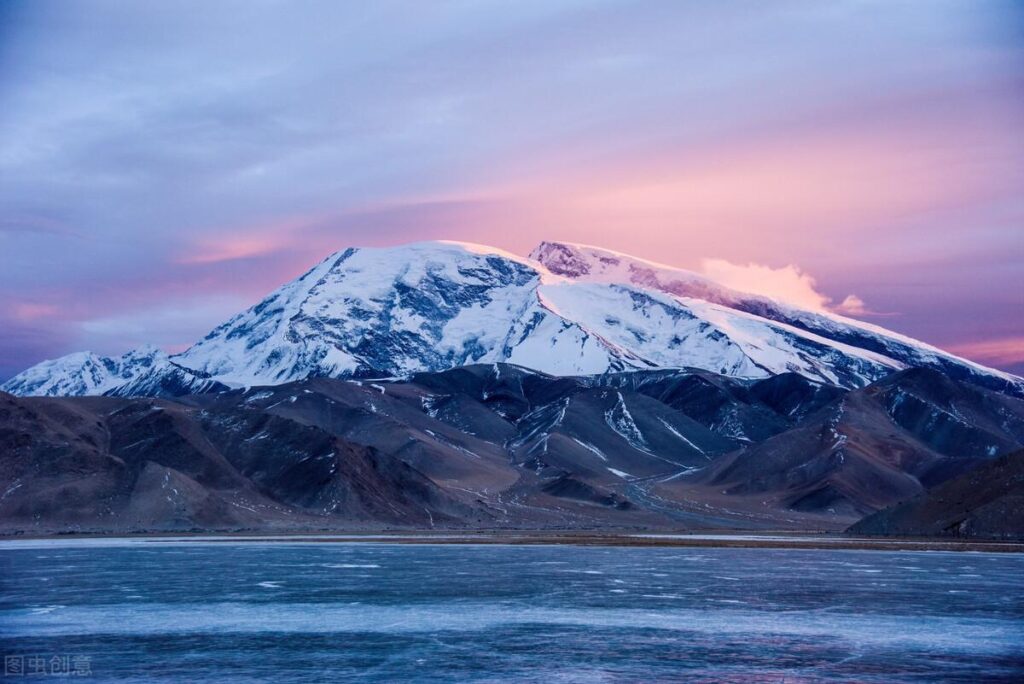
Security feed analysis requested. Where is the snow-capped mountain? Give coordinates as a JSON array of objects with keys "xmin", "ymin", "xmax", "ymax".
[
  {"xmin": 4, "ymin": 240, "xmax": 1021, "ymax": 397},
  {"xmin": 531, "ymin": 241, "xmax": 1024, "ymax": 396},
  {"xmin": 1, "ymin": 344, "xmax": 222, "ymax": 398},
  {"xmin": 164, "ymin": 241, "xmax": 900, "ymax": 388}
]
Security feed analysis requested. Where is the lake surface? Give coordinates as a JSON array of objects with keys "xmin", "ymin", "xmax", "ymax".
[{"xmin": 1, "ymin": 540, "xmax": 1022, "ymax": 682}]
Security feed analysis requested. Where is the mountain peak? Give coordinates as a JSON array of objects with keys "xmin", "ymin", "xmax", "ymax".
[
  {"xmin": 531, "ymin": 240, "xmax": 698, "ymax": 276},
  {"xmin": 531, "ymin": 240, "xmax": 751, "ymax": 305},
  {"xmin": 326, "ymin": 240, "xmax": 538, "ymax": 267}
]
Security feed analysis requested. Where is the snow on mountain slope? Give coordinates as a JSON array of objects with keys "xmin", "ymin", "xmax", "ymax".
[
  {"xmin": 1, "ymin": 350, "xmax": 125, "ymax": 397},
  {"xmin": 172, "ymin": 241, "xmax": 899, "ymax": 388},
  {"xmin": 173, "ymin": 241, "xmax": 631, "ymax": 385},
  {"xmin": 534, "ymin": 281, "xmax": 897, "ymax": 386},
  {"xmin": 531, "ymin": 241, "xmax": 1024, "ymax": 396},
  {"xmin": 531, "ymin": 240, "xmax": 744, "ymax": 305},
  {"xmin": 0, "ymin": 345, "xmax": 220, "ymax": 397},
  {"xmin": 4, "ymin": 240, "xmax": 1020, "ymax": 397}
]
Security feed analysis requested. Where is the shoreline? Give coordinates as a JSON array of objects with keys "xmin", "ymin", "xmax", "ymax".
[{"xmin": 2, "ymin": 530, "xmax": 1022, "ymax": 553}]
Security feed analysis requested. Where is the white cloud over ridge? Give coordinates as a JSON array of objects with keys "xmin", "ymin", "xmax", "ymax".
[{"xmin": 699, "ymin": 258, "xmax": 870, "ymax": 316}]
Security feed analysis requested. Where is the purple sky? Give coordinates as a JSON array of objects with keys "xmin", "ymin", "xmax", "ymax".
[{"xmin": 1, "ymin": 0, "xmax": 1022, "ymax": 380}]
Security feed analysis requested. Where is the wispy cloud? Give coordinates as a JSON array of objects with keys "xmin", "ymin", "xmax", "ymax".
[
  {"xmin": 178, "ymin": 234, "xmax": 295, "ymax": 265},
  {"xmin": 945, "ymin": 337, "xmax": 1024, "ymax": 367}
]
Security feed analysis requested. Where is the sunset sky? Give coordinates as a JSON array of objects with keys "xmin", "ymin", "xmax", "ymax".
[{"xmin": 1, "ymin": 0, "xmax": 1022, "ymax": 380}]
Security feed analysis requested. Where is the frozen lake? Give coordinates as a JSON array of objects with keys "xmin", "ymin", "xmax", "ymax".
[{"xmin": 1, "ymin": 541, "xmax": 1022, "ymax": 681}]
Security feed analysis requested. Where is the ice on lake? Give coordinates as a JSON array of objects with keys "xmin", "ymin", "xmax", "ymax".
[{"xmin": 1, "ymin": 541, "xmax": 1022, "ymax": 682}]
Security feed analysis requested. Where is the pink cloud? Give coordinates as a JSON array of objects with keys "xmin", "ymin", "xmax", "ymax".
[
  {"xmin": 832, "ymin": 294, "xmax": 868, "ymax": 316},
  {"xmin": 699, "ymin": 258, "xmax": 831, "ymax": 311},
  {"xmin": 697, "ymin": 258, "xmax": 877, "ymax": 317},
  {"xmin": 10, "ymin": 302, "xmax": 61, "ymax": 322},
  {"xmin": 945, "ymin": 337, "xmax": 1024, "ymax": 367},
  {"xmin": 178, "ymin": 234, "xmax": 292, "ymax": 265},
  {"xmin": 176, "ymin": 213, "xmax": 333, "ymax": 266}
]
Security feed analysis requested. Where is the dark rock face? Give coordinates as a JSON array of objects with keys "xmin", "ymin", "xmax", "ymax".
[
  {"xmin": 849, "ymin": 449, "xmax": 1024, "ymax": 539},
  {"xmin": 2, "ymin": 365, "xmax": 1023, "ymax": 535},
  {"xmin": 0, "ymin": 391, "xmax": 480, "ymax": 533},
  {"xmin": 595, "ymin": 370, "xmax": 842, "ymax": 442},
  {"xmin": 541, "ymin": 474, "xmax": 632, "ymax": 510},
  {"xmin": 681, "ymin": 367, "xmax": 1024, "ymax": 519},
  {"xmin": 530, "ymin": 241, "xmax": 595, "ymax": 278}
]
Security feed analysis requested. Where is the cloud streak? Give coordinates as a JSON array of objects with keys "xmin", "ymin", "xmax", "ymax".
[{"xmin": 946, "ymin": 337, "xmax": 1024, "ymax": 367}]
